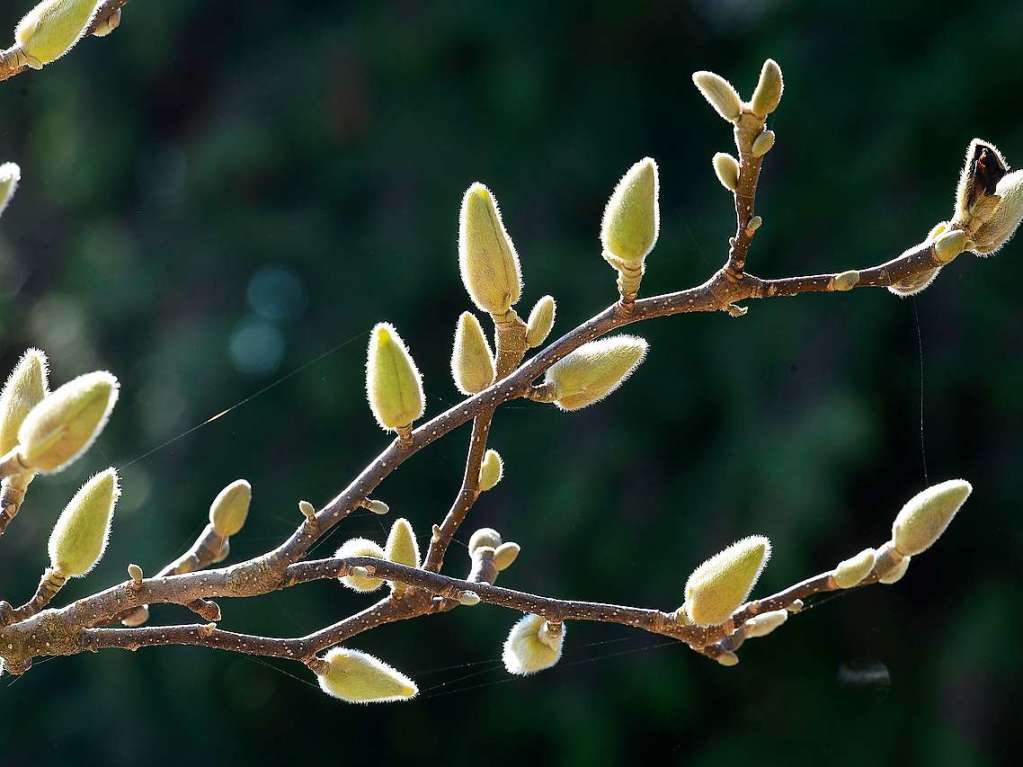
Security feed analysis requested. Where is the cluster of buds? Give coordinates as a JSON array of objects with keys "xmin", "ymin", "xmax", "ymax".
[{"xmin": 334, "ymin": 516, "xmax": 421, "ymax": 596}]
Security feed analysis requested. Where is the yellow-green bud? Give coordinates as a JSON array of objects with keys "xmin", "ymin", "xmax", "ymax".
[
  {"xmin": 336, "ymin": 538, "xmax": 385, "ymax": 592},
  {"xmin": 600, "ymin": 157, "xmax": 660, "ymax": 267},
  {"xmin": 743, "ymin": 608, "xmax": 787, "ymax": 638},
  {"xmin": 933, "ymin": 230, "xmax": 967, "ymax": 264},
  {"xmin": 15, "ymin": 0, "xmax": 103, "ymax": 69},
  {"xmin": 691, "ymin": 71, "xmax": 742, "ymax": 122},
  {"xmin": 451, "ymin": 312, "xmax": 496, "ymax": 395},
  {"xmin": 493, "ymin": 541, "xmax": 520, "ymax": 571},
  {"xmin": 316, "ymin": 647, "xmax": 418, "ymax": 703},
  {"xmin": 751, "ymin": 130, "xmax": 775, "ymax": 158},
  {"xmin": 543, "ymin": 335, "xmax": 648, "ymax": 411},
  {"xmin": 0, "ymin": 162, "xmax": 21, "ymax": 219},
  {"xmin": 469, "ymin": 527, "xmax": 501, "ymax": 553},
  {"xmin": 365, "ymin": 323, "xmax": 425, "ymax": 433},
  {"xmin": 17, "ymin": 370, "xmax": 118, "ymax": 474},
  {"xmin": 91, "ymin": 7, "xmax": 120, "ymax": 37},
  {"xmin": 48, "ymin": 468, "xmax": 119, "ymax": 577},
  {"xmin": 208, "ymin": 479, "xmax": 251, "ymax": 537},
  {"xmin": 750, "ymin": 59, "xmax": 784, "ymax": 118},
  {"xmin": 478, "ymin": 448, "xmax": 503, "ymax": 491},
  {"xmin": 458, "ymin": 182, "xmax": 522, "ymax": 316},
  {"xmin": 891, "ymin": 479, "xmax": 972, "ymax": 556},
  {"xmin": 385, "ymin": 517, "xmax": 420, "ymax": 574},
  {"xmin": 683, "ymin": 535, "xmax": 771, "ymax": 627},
  {"xmin": 715, "ymin": 651, "xmax": 740, "ymax": 667},
  {"xmin": 712, "ymin": 153, "xmax": 740, "ymax": 192},
  {"xmin": 502, "ymin": 614, "xmax": 565, "ymax": 675},
  {"xmin": 0, "ymin": 348, "xmax": 49, "ymax": 456},
  {"xmin": 525, "ymin": 295, "xmax": 556, "ymax": 349},
  {"xmin": 833, "ymin": 547, "xmax": 876, "ymax": 589}
]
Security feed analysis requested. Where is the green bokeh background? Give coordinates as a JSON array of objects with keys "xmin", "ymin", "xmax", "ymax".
[{"xmin": 0, "ymin": 1, "xmax": 1019, "ymax": 764}]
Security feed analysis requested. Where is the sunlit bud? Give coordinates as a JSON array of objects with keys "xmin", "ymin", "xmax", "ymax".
[
  {"xmin": 316, "ymin": 647, "xmax": 418, "ymax": 704},
  {"xmin": 14, "ymin": 0, "xmax": 103, "ymax": 69},
  {"xmin": 744, "ymin": 609, "xmax": 787, "ymax": 639},
  {"xmin": 385, "ymin": 517, "xmax": 420, "ymax": 574},
  {"xmin": 525, "ymin": 295, "xmax": 557, "ymax": 349},
  {"xmin": 211, "ymin": 539, "xmax": 230, "ymax": 564},
  {"xmin": 363, "ymin": 499, "xmax": 389, "ymax": 516},
  {"xmin": 891, "ymin": 479, "xmax": 971, "ymax": 556},
  {"xmin": 478, "ymin": 449, "xmax": 503, "ymax": 491},
  {"xmin": 458, "ymin": 183, "xmax": 522, "ymax": 316},
  {"xmin": 0, "ymin": 162, "xmax": 21, "ymax": 218},
  {"xmin": 951, "ymin": 139, "xmax": 1023, "ymax": 255},
  {"xmin": 208, "ymin": 479, "xmax": 251, "ymax": 537},
  {"xmin": 299, "ymin": 500, "xmax": 316, "ymax": 522},
  {"xmin": 715, "ymin": 650, "xmax": 739, "ymax": 667},
  {"xmin": 543, "ymin": 335, "xmax": 648, "ymax": 411},
  {"xmin": 746, "ymin": 215, "xmax": 763, "ymax": 234},
  {"xmin": 751, "ymin": 130, "xmax": 776, "ymax": 158},
  {"xmin": 365, "ymin": 323, "xmax": 425, "ymax": 433},
  {"xmin": 502, "ymin": 614, "xmax": 565, "ymax": 675},
  {"xmin": 0, "ymin": 348, "xmax": 49, "ymax": 456},
  {"xmin": 127, "ymin": 562, "xmax": 143, "ymax": 585},
  {"xmin": 833, "ymin": 547, "xmax": 876, "ymax": 589},
  {"xmin": 683, "ymin": 535, "xmax": 771, "ymax": 627},
  {"xmin": 336, "ymin": 538, "xmax": 386, "ymax": 592},
  {"xmin": 933, "ymin": 230, "xmax": 967, "ymax": 264},
  {"xmin": 451, "ymin": 312, "xmax": 496, "ymax": 396},
  {"xmin": 17, "ymin": 371, "xmax": 118, "ymax": 474},
  {"xmin": 92, "ymin": 7, "xmax": 120, "ymax": 37},
  {"xmin": 493, "ymin": 541, "xmax": 520, "ymax": 571},
  {"xmin": 832, "ymin": 270, "xmax": 860, "ymax": 292},
  {"xmin": 48, "ymin": 468, "xmax": 119, "ymax": 577},
  {"xmin": 788, "ymin": 599, "xmax": 804, "ymax": 613},
  {"xmin": 469, "ymin": 527, "xmax": 502, "ymax": 553},
  {"xmin": 878, "ymin": 552, "xmax": 911, "ymax": 585},
  {"xmin": 712, "ymin": 153, "xmax": 740, "ymax": 192},
  {"xmin": 692, "ymin": 71, "xmax": 742, "ymax": 122},
  {"xmin": 750, "ymin": 59, "xmax": 784, "ymax": 118},
  {"xmin": 601, "ymin": 158, "xmax": 660, "ymax": 269},
  {"xmin": 458, "ymin": 590, "xmax": 481, "ymax": 606}
]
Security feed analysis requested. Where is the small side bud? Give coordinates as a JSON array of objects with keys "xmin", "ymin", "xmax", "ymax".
[
  {"xmin": 750, "ymin": 59, "xmax": 784, "ymax": 118},
  {"xmin": 127, "ymin": 563, "xmax": 143, "ymax": 586},
  {"xmin": 493, "ymin": 541, "xmax": 520, "ymax": 571},
  {"xmin": 299, "ymin": 500, "xmax": 317, "ymax": 521},
  {"xmin": 208, "ymin": 479, "xmax": 251, "ymax": 537},
  {"xmin": 91, "ymin": 7, "xmax": 120, "ymax": 37},
  {"xmin": 891, "ymin": 479, "xmax": 972, "ymax": 556},
  {"xmin": 362, "ymin": 499, "xmax": 389, "ymax": 516},
  {"xmin": 832, "ymin": 270, "xmax": 860, "ymax": 292},
  {"xmin": 692, "ymin": 71, "xmax": 742, "ymax": 122},
  {"xmin": 451, "ymin": 312, "xmax": 496, "ymax": 395},
  {"xmin": 743, "ymin": 609, "xmax": 788, "ymax": 639},
  {"xmin": 478, "ymin": 449, "xmax": 503, "ymax": 492},
  {"xmin": 933, "ymin": 230, "xmax": 967, "ymax": 264},
  {"xmin": 316, "ymin": 647, "xmax": 418, "ymax": 704},
  {"xmin": 878, "ymin": 553, "xmax": 911, "ymax": 585},
  {"xmin": 502, "ymin": 614, "xmax": 565, "ymax": 675},
  {"xmin": 469, "ymin": 527, "xmax": 502, "ymax": 554},
  {"xmin": 48, "ymin": 468, "xmax": 120, "ymax": 577},
  {"xmin": 746, "ymin": 215, "xmax": 763, "ymax": 235},
  {"xmin": 365, "ymin": 323, "xmax": 425, "ymax": 434},
  {"xmin": 385, "ymin": 517, "xmax": 420, "ymax": 593},
  {"xmin": 458, "ymin": 590, "xmax": 481, "ymax": 606},
  {"xmin": 17, "ymin": 371, "xmax": 119, "ymax": 474},
  {"xmin": 0, "ymin": 162, "xmax": 21, "ymax": 219},
  {"xmin": 336, "ymin": 538, "xmax": 386, "ymax": 592},
  {"xmin": 751, "ymin": 130, "xmax": 776, "ymax": 158},
  {"xmin": 14, "ymin": 0, "xmax": 103, "ymax": 69},
  {"xmin": 682, "ymin": 535, "xmax": 771, "ymax": 627},
  {"xmin": 715, "ymin": 650, "xmax": 740, "ymax": 667},
  {"xmin": 833, "ymin": 547, "xmax": 876, "ymax": 589},
  {"xmin": 543, "ymin": 335, "xmax": 648, "ymax": 411},
  {"xmin": 712, "ymin": 153, "xmax": 740, "ymax": 193},
  {"xmin": 0, "ymin": 348, "xmax": 49, "ymax": 456},
  {"xmin": 525, "ymin": 295, "xmax": 557, "ymax": 349},
  {"xmin": 458, "ymin": 183, "xmax": 523, "ymax": 316}
]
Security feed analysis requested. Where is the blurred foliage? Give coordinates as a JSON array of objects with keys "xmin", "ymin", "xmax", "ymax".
[{"xmin": 0, "ymin": 0, "xmax": 1019, "ymax": 764}]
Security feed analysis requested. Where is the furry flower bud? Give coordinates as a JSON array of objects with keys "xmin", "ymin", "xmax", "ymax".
[
  {"xmin": 17, "ymin": 371, "xmax": 118, "ymax": 474},
  {"xmin": 601, "ymin": 158, "xmax": 660, "ymax": 268},
  {"xmin": 502, "ymin": 614, "xmax": 565, "ymax": 675},
  {"xmin": 48, "ymin": 468, "xmax": 119, "ymax": 577},
  {"xmin": 750, "ymin": 59, "xmax": 784, "ymax": 118},
  {"xmin": 712, "ymin": 153, "xmax": 740, "ymax": 192},
  {"xmin": 0, "ymin": 162, "xmax": 21, "ymax": 218},
  {"xmin": 468, "ymin": 527, "xmax": 502, "ymax": 553},
  {"xmin": 933, "ymin": 230, "xmax": 967, "ymax": 264},
  {"xmin": 208, "ymin": 479, "xmax": 251, "ymax": 537},
  {"xmin": 543, "ymin": 335, "xmax": 648, "ymax": 411},
  {"xmin": 458, "ymin": 183, "xmax": 522, "ymax": 316},
  {"xmin": 891, "ymin": 479, "xmax": 971, "ymax": 556},
  {"xmin": 385, "ymin": 518, "xmax": 420, "ymax": 593},
  {"xmin": 525, "ymin": 295, "xmax": 556, "ymax": 349},
  {"xmin": 743, "ymin": 608, "xmax": 787, "ymax": 638},
  {"xmin": 14, "ymin": 0, "xmax": 103, "ymax": 69},
  {"xmin": 336, "ymin": 538, "xmax": 385, "ymax": 592},
  {"xmin": 751, "ymin": 130, "xmax": 775, "ymax": 158},
  {"xmin": 683, "ymin": 535, "xmax": 771, "ymax": 627},
  {"xmin": 316, "ymin": 647, "xmax": 418, "ymax": 703},
  {"xmin": 833, "ymin": 547, "xmax": 876, "ymax": 589},
  {"xmin": 478, "ymin": 449, "xmax": 503, "ymax": 491},
  {"xmin": 0, "ymin": 348, "xmax": 49, "ymax": 456},
  {"xmin": 451, "ymin": 312, "xmax": 496, "ymax": 395},
  {"xmin": 952, "ymin": 139, "xmax": 1023, "ymax": 255},
  {"xmin": 365, "ymin": 323, "xmax": 425, "ymax": 433},
  {"xmin": 692, "ymin": 71, "xmax": 742, "ymax": 122},
  {"xmin": 493, "ymin": 541, "xmax": 520, "ymax": 571}
]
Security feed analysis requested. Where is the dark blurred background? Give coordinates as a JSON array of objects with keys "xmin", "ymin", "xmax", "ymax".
[{"xmin": 0, "ymin": 0, "xmax": 1019, "ymax": 764}]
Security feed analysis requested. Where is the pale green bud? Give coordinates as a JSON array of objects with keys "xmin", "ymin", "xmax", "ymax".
[
  {"xmin": 451, "ymin": 312, "xmax": 496, "ymax": 396},
  {"xmin": 15, "ymin": 0, "xmax": 103, "ymax": 69},
  {"xmin": 208, "ymin": 479, "xmax": 251, "ymax": 537},
  {"xmin": 48, "ymin": 468, "xmax": 119, "ymax": 577},
  {"xmin": 365, "ymin": 323, "xmax": 425, "ymax": 433},
  {"xmin": 750, "ymin": 59, "xmax": 784, "ymax": 118},
  {"xmin": 751, "ymin": 130, "xmax": 775, "ymax": 158},
  {"xmin": 478, "ymin": 448, "xmax": 503, "ymax": 492},
  {"xmin": 525, "ymin": 295, "xmax": 556, "ymax": 349},
  {"xmin": 933, "ymin": 230, "xmax": 967, "ymax": 264},
  {"xmin": 600, "ymin": 158, "xmax": 660, "ymax": 267},
  {"xmin": 683, "ymin": 535, "xmax": 771, "ymax": 627},
  {"xmin": 458, "ymin": 183, "xmax": 522, "ymax": 316},
  {"xmin": 316, "ymin": 647, "xmax": 417, "ymax": 703},
  {"xmin": 543, "ymin": 335, "xmax": 648, "ymax": 411},
  {"xmin": 0, "ymin": 162, "xmax": 21, "ymax": 219},
  {"xmin": 17, "ymin": 370, "xmax": 118, "ymax": 474},
  {"xmin": 833, "ymin": 547, "xmax": 876, "ymax": 589},
  {"xmin": 385, "ymin": 517, "xmax": 420, "ymax": 574},
  {"xmin": 363, "ymin": 499, "xmax": 389, "ymax": 516},
  {"xmin": 0, "ymin": 348, "xmax": 49, "ymax": 456},
  {"xmin": 891, "ymin": 479, "xmax": 971, "ymax": 556},
  {"xmin": 712, "ymin": 153, "xmax": 740, "ymax": 192},
  {"xmin": 493, "ymin": 541, "xmax": 520, "ymax": 571},
  {"xmin": 692, "ymin": 71, "xmax": 742, "ymax": 122},
  {"xmin": 502, "ymin": 614, "xmax": 565, "ymax": 675},
  {"xmin": 336, "ymin": 538, "xmax": 385, "ymax": 592},
  {"xmin": 743, "ymin": 608, "xmax": 787, "ymax": 639},
  {"xmin": 469, "ymin": 527, "xmax": 501, "ymax": 554}
]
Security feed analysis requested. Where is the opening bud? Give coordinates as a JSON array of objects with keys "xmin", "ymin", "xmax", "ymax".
[
  {"xmin": 502, "ymin": 614, "xmax": 565, "ymax": 675},
  {"xmin": 451, "ymin": 312, "xmax": 496, "ymax": 395},
  {"xmin": 208, "ymin": 479, "xmax": 251, "ymax": 537},
  {"xmin": 953, "ymin": 139, "xmax": 1023, "ymax": 255},
  {"xmin": 365, "ymin": 323, "xmax": 425, "ymax": 434},
  {"xmin": 48, "ymin": 468, "xmax": 119, "ymax": 577},
  {"xmin": 316, "ymin": 647, "xmax": 418, "ymax": 704},
  {"xmin": 682, "ymin": 535, "xmax": 771, "ymax": 627}
]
